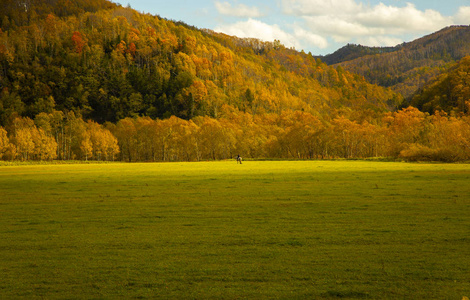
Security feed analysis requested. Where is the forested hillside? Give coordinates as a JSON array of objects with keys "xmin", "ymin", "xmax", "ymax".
[
  {"xmin": 0, "ymin": 0, "xmax": 400, "ymax": 127},
  {"xmin": 329, "ymin": 26, "xmax": 470, "ymax": 99},
  {"xmin": 410, "ymin": 56, "xmax": 470, "ymax": 114},
  {"xmin": 0, "ymin": 0, "xmax": 470, "ymax": 162}
]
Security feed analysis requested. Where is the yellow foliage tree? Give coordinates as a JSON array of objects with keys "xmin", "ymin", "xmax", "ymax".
[
  {"xmin": 32, "ymin": 127, "xmax": 57, "ymax": 161},
  {"xmin": 0, "ymin": 127, "xmax": 11, "ymax": 159}
]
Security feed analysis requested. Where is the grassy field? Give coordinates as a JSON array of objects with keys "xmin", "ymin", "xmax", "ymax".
[{"xmin": 1, "ymin": 160, "xmax": 469, "ymax": 299}]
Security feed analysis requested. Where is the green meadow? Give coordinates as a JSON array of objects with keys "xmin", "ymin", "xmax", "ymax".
[{"xmin": 1, "ymin": 161, "xmax": 469, "ymax": 299}]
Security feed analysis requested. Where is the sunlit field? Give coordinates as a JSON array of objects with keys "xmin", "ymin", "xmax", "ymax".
[{"xmin": 1, "ymin": 161, "xmax": 469, "ymax": 299}]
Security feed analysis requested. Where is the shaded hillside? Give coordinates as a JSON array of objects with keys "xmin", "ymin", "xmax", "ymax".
[
  {"xmin": 330, "ymin": 26, "xmax": 470, "ymax": 98},
  {"xmin": 409, "ymin": 56, "xmax": 470, "ymax": 114},
  {"xmin": 0, "ymin": 0, "xmax": 401, "ymax": 126}
]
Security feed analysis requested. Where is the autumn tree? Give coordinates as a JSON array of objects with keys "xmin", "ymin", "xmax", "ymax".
[
  {"xmin": 31, "ymin": 127, "xmax": 57, "ymax": 161},
  {"xmin": 113, "ymin": 118, "xmax": 137, "ymax": 161},
  {"xmin": 195, "ymin": 116, "xmax": 235, "ymax": 160},
  {"xmin": 71, "ymin": 31, "xmax": 86, "ymax": 54},
  {"xmin": 423, "ymin": 112, "xmax": 470, "ymax": 161},
  {"xmin": 279, "ymin": 111, "xmax": 326, "ymax": 159},
  {"xmin": 173, "ymin": 118, "xmax": 200, "ymax": 161},
  {"xmin": 0, "ymin": 127, "xmax": 11, "ymax": 159},
  {"xmin": 80, "ymin": 130, "xmax": 93, "ymax": 161},
  {"xmin": 383, "ymin": 107, "xmax": 428, "ymax": 156},
  {"xmin": 11, "ymin": 118, "xmax": 35, "ymax": 161},
  {"xmin": 87, "ymin": 120, "xmax": 119, "ymax": 161}
]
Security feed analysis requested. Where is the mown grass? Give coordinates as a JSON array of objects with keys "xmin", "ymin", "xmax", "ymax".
[{"xmin": 1, "ymin": 161, "xmax": 469, "ymax": 299}]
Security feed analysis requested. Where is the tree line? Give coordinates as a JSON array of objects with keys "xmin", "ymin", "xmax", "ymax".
[
  {"xmin": 0, "ymin": 111, "xmax": 118, "ymax": 161},
  {"xmin": 1, "ymin": 106, "xmax": 469, "ymax": 162}
]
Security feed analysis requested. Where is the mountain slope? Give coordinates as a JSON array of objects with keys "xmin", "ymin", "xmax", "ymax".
[
  {"xmin": 0, "ymin": 0, "xmax": 401, "ymax": 125},
  {"xmin": 0, "ymin": 0, "xmax": 116, "ymax": 27},
  {"xmin": 409, "ymin": 56, "xmax": 470, "ymax": 114},
  {"xmin": 326, "ymin": 26, "xmax": 470, "ymax": 99}
]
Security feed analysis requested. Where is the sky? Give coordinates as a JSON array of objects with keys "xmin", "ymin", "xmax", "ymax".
[{"xmin": 113, "ymin": 0, "xmax": 470, "ymax": 55}]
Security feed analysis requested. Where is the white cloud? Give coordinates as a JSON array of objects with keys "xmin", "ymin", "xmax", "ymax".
[
  {"xmin": 214, "ymin": 19, "xmax": 329, "ymax": 50},
  {"xmin": 293, "ymin": 26, "xmax": 328, "ymax": 49},
  {"xmin": 280, "ymin": 0, "xmax": 456, "ymax": 49},
  {"xmin": 304, "ymin": 16, "xmax": 375, "ymax": 42},
  {"xmin": 213, "ymin": 0, "xmax": 470, "ymax": 53},
  {"xmin": 356, "ymin": 3, "xmax": 451, "ymax": 34},
  {"xmin": 215, "ymin": 19, "xmax": 302, "ymax": 49},
  {"xmin": 215, "ymin": 1, "xmax": 263, "ymax": 18},
  {"xmin": 455, "ymin": 6, "xmax": 470, "ymax": 24},
  {"xmin": 356, "ymin": 36, "xmax": 404, "ymax": 48},
  {"xmin": 281, "ymin": 0, "xmax": 361, "ymax": 16}
]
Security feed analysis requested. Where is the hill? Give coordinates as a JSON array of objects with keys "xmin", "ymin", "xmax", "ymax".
[
  {"xmin": 1, "ymin": 1, "xmax": 470, "ymax": 163},
  {"xmin": 324, "ymin": 26, "xmax": 470, "ymax": 99},
  {"xmin": 409, "ymin": 56, "xmax": 470, "ymax": 114},
  {"xmin": 319, "ymin": 43, "xmax": 398, "ymax": 65},
  {"xmin": 0, "ymin": 0, "xmax": 401, "ymax": 126}
]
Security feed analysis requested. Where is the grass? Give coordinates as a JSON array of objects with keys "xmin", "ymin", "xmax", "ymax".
[{"xmin": 0, "ymin": 160, "xmax": 469, "ymax": 299}]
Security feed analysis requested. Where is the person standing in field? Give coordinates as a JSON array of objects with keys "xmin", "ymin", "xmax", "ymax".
[{"xmin": 236, "ymin": 155, "xmax": 242, "ymax": 164}]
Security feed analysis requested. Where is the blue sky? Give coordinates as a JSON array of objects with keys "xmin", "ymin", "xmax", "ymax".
[{"xmin": 114, "ymin": 0, "xmax": 470, "ymax": 55}]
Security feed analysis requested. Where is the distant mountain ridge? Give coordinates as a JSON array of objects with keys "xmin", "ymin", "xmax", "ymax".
[
  {"xmin": 320, "ymin": 26, "xmax": 470, "ymax": 99},
  {"xmin": 318, "ymin": 44, "xmax": 399, "ymax": 66},
  {"xmin": 321, "ymin": 26, "xmax": 470, "ymax": 65}
]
